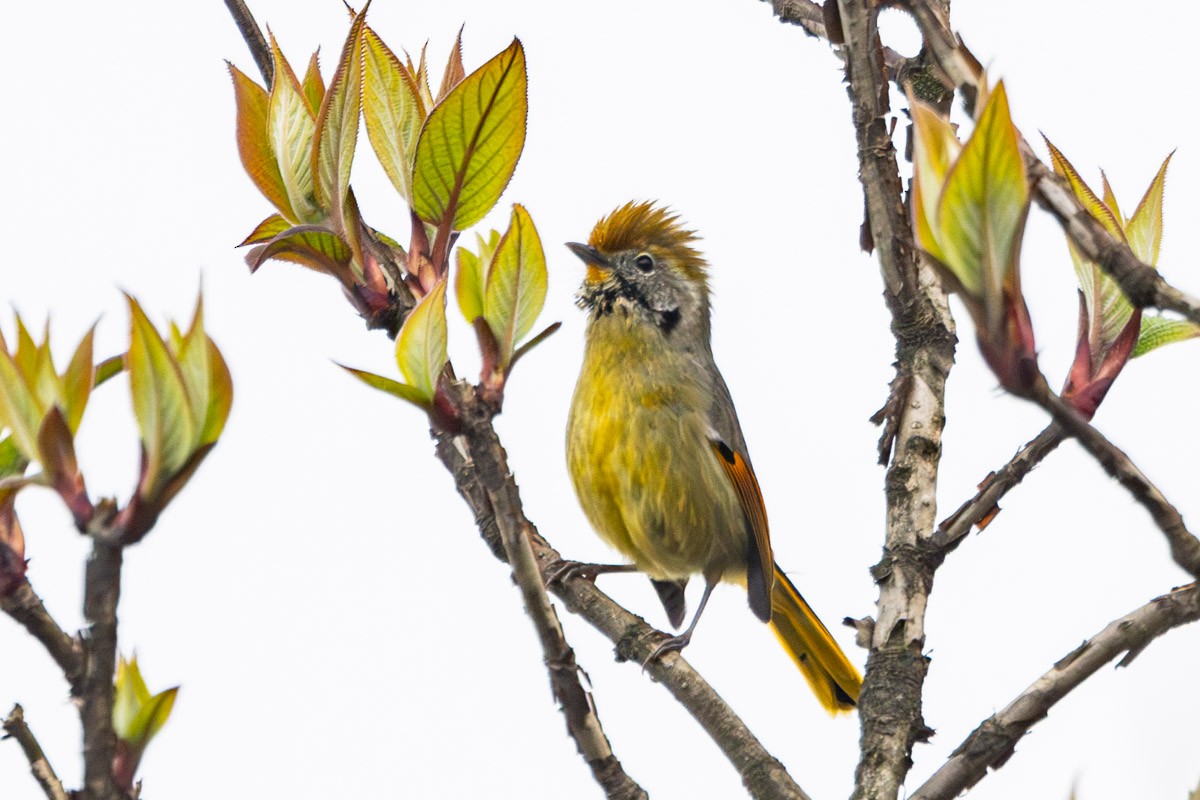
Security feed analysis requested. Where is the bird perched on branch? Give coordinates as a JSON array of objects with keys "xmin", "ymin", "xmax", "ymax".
[{"xmin": 565, "ymin": 201, "xmax": 862, "ymax": 713}]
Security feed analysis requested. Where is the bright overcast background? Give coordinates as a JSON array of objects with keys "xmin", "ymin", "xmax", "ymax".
[{"xmin": 2, "ymin": 2, "xmax": 1198, "ymax": 799}]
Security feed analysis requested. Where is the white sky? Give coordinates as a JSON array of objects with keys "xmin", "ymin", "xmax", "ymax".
[{"xmin": 2, "ymin": 2, "xmax": 1197, "ymax": 799}]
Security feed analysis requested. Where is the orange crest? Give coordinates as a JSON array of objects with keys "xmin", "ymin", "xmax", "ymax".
[{"xmin": 587, "ymin": 201, "xmax": 708, "ymax": 284}]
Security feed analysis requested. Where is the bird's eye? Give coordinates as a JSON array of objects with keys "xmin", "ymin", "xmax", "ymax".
[{"xmin": 634, "ymin": 253, "xmax": 654, "ymax": 272}]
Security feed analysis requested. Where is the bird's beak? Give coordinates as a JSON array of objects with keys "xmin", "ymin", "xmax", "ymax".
[{"xmin": 566, "ymin": 242, "xmax": 609, "ymax": 268}]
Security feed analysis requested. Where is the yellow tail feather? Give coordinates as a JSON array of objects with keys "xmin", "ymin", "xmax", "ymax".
[{"xmin": 768, "ymin": 565, "xmax": 862, "ymax": 714}]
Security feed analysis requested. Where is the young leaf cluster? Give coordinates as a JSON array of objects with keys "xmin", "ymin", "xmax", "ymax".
[
  {"xmin": 232, "ymin": 10, "xmax": 552, "ymax": 421},
  {"xmin": 125, "ymin": 296, "xmax": 233, "ymax": 538},
  {"xmin": 1046, "ymin": 141, "xmax": 1197, "ymax": 417},
  {"xmin": 911, "ymin": 80, "xmax": 1037, "ymax": 394},
  {"xmin": 0, "ymin": 294, "xmax": 233, "ymax": 595},
  {"xmin": 455, "ymin": 204, "xmax": 550, "ymax": 398},
  {"xmin": 112, "ymin": 655, "xmax": 178, "ymax": 792}
]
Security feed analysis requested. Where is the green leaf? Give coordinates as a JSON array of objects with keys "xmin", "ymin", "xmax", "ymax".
[
  {"xmin": 0, "ymin": 347, "xmax": 43, "ymax": 463},
  {"xmin": 113, "ymin": 655, "xmax": 152, "ymax": 738},
  {"xmin": 1124, "ymin": 152, "xmax": 1172, "ymax": 267},
  {"xmin": 248, "ymin": 226, "xmax": 354, "ymax": 285},
  {"xmin": 338, "ymin": 364, "xmax": 430, "ymax": 407},
  {"xmin": 229, "ymin": 64, "xmax": 295, "ymax": 221},
  {"xmin": 200, "ymin": 339, "xmax": 233, "ymax": 446},
  {"xmin": 362, "ymin": 27, "xmax": 427, "ymax": 205},
  {"xmin": 909, "ymin": 97, "xmax": 961, "ymax": 263},
  {"xmin": 266, "ymin": 36, "xmax": 320, "ymax": 224},
  {"xmin": 126, "ymin": 687, "xmax": 178, "ymax": 751},
  {"xmin": 1044, "ymin": 138, "xmax": 1123, "ymax": 238},
  {"xmin": 484, "ymin": 204, "xmax": 547, "ymax": 363},
  {"xmin": 13, "ymin": 317, "xmax": 41, "ymax": 388},
  {"xmin": 0, "ymin": 437, "xmax": 23, "ymax": 479},
  {"xmin": 936, "ymin": 81, "xmax": 1028, "ymax": 321},
  {"xmin": 1100, "ymin": 170, "xmax": 1123, "ymax": 226},
  {"xmin": 455, "ymin": 229, "xmax": 499, "ymax": 325},
  {"xmin": 239, "ymin": 213, "xmax": 291, "ymax": 247},
  {"xmin": 36, "ymin": 406, "xmax": 85, "ymax": 516},
  {"xmin": 174, "ymin": 298, "xmax": 210, "ymax": 437},
  {"xmin": 113, "ymin": 655, "xmax": 177, "ymax": 752},
  {"xmin": 476, "ymin": 229, "xmax": 501, "ymax": 266},
  {"xmin": 60, "ymin": 326, "xmax": 96, "ymax": 434},
  {"xmin": 312, "ymin": 9, "xmax": 366, "ymax": 228},
  {"xmin": 1133, "ymin": 315, "xmax": 1200, "ymax": 358},
  {"xmin": 411, "ymin": 39, "xmax": 528, "ymax": 231},
  {"xmin": 127, "ymin": 297, "xmax": 195, "ymax": 496},
  {"xmin": 395, "ymin": 279, "xmax": 448, "ymax": 402},
  {"xmin": 411, "ymin": 43, "xmax": 435, "ymax": 113},
  {"xmin": 95, "ymin": 355, "xmax": 125, "ymax": 388},
  {"xmin": 455, "ymin": 246, "xmax": 484, "ymax": 323},
  {"xmin": 301, "ymin": 52, "xmax": 325, "ymax": 115},
  {"xmin": 436, "ymin": 26, "xmax": 466, "ymax": 102},
  {"xmin": 28, "ymin": 327, "xmax": 59, "ymax": 417}
]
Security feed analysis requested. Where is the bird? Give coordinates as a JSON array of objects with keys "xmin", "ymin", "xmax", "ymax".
[{"xmin": 564, "ymin": 201, "xmax": 862, "ymax": 713}]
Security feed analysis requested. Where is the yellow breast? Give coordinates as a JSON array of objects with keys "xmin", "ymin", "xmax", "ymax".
[{"xmin": 565, "ymin": 310, "xmax": 747, "ymax": 582}]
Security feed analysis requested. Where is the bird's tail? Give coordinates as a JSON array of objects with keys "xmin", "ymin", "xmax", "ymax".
[{"xmin": 768, "ymin": 565, "xmax": 862, "ymax": 714}]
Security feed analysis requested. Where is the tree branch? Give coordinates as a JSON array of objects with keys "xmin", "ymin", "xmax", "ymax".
[
  {"xmin": 763, "ymin": 0, "xmax": 829, "ymax": 40},
  {"xmin": 435, "ymin": 381, "xmax": 811, "ymax": 800},
  {"xmin": 908, "ymin": 581, "xmax": 1200, "ymax": 800},
  {"xmin": 80, "ymin": 539, "xmax": 123, "ymax": 800},
  {"xmin": 823, "ymin": 1, "xmax": 956, "ymax": 799},
  {"xmin": 1, "ymin": 579, "xmax": 86, "ymax": 691},
  {"xmin": 1028, "ymin": 379, "xmax": 1200, "ymax": 579},
  {"xmin": 3, "ymin": 704, "xmax": 69, "ymax": 800},
  {"xmin": 223, "ymin": 0, "xmax": 273, "ymax": 86},
  {"xmin": 932, "ymin": 424, "xmax": 1064, "ymax": 552},
  {"xmin": 434, "ymin": 383, "xmax": 645, "ymax": 800},
  {"xmin": 903, "ymin": 0, "xmax": 1200, "ymax": 328}
]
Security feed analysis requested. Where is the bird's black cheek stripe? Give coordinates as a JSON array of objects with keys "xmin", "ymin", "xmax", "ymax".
[{"xmin": 657, "ymin": 307, "xmax": 681, "ymax": 334}]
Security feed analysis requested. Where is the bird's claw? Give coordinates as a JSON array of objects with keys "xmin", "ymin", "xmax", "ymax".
[
  {"xmin": 547, "ymin": 560, "xmax": 633, "ymax": 587},
  {"xmin": 642, "ymin": 632, "xmax": 692, "ymax": 670}
]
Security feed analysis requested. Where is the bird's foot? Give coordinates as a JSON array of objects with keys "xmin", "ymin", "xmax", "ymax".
[
  {"xmin": 643, "ymin": 631, "xmax": 693, "ymax": 669},
  {"xmin": 547, "ymin": 560, "xmax": 637, "ymax": 587}
]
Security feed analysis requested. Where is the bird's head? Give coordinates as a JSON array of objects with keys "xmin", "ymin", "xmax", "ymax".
[{"xmin": 567, "ymin": 201, "xmax": 709, "ymax": 336}]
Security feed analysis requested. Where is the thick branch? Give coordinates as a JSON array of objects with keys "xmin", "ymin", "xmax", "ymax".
[
  {"xmin": 829, "ymin": 2, "xmax": 956, "ymax": 799},
  {"xmin": 80, "ymin": 540, "xmax": 122, "ymax": 800},
  {"xmin": 1, "ymin": 579, "xmax": 86, "ymax": 691},
  {"xmin": 3, "ymin": 704, "xmax": 69, "ymax": 800},
  {"xmin": 223, "ymin": 0, "xmax": 273, "ymax": 86},
  {"xmin": 434, "ymin": 381, "xmax": 810, "ymax": 800},
  {"xmin": 909, "ymin": 582, "xmax": 1200, "ymax": 800},
  {"xmin": 1030, "ymin": 380, "xmax": 1200, "ymax": 579},
  {"xmin": 932, "ymin": 424, "xmax": 1063, "ymax": 551},
  {"xmin": 905, "ymin": 0, "xmax": 1200, "ymax": 328}
]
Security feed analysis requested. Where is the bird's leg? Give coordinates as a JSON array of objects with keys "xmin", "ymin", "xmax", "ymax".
[
  {"xmin": 644, "ymin": 579, "xmax": 717, "ymax": 666},
  {"xmin": 547, "ymin": 560, "xmax": 638, "ymax": 586}
]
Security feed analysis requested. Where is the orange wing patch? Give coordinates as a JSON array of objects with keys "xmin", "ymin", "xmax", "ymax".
[{"xmin": 712, "ymin": 440, "xmax": 774, "ymax": 621}]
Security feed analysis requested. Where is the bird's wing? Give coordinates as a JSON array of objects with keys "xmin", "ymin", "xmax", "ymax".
[{"xmin": 711, "ymin": 438, "xmax": 774, "ymax": 622}]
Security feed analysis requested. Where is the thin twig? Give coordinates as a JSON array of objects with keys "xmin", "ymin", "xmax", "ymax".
[
  {"xmin": 932, "ymin": 424, "xmax": 1064, "ymax": 551},
  {"xmin": 80, "ymin": 540, "xmax": 123, "ymax": 800},
  {"xmin": 818, "ymin": 1, "xmax": 956, "ymax": 799},
  {"xmin": 3, "ymin": 704, "xmax": 69, "ymax": 800},
  {"xmin": 904, "ymin": 0, "xmax": 1200, "ymax": 328},
  {"xmin": 1, "ymin": 579, "xmax": 86, "ymax": 691},
  {"xmin": 435, "ymin": 381, "xmax": 811, "ymax": 800},
  {"xmin": 763, "ymin": 0, "xmax": 828, "ymax": 39},
  {"xmin": 1029, "ymin": 378, "xmax": 1200, "ymax": 579},
  {"xmin": 908, "ymin": 582, "xmax": 1200, "ymax": 800},
  {"xmin": 223, "ymin": 0, "xmax": 273, "ymax": 86},
  {"xmin": 436, "ymin": 384, "xmax": 647, "ymax": 800}
]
